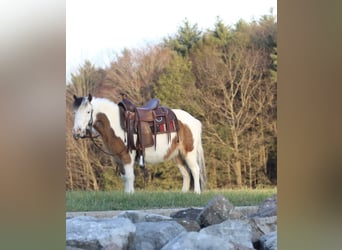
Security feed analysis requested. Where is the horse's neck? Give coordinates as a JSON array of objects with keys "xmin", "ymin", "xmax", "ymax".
[{"xmin": 92, "ymin": 98, "xmax": 125, "ymax": 139}]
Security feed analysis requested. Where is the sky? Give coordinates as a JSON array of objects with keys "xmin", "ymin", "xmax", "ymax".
[{"xmin": 66, "ymin": 0, "xmax": 277, "ymax": 80}]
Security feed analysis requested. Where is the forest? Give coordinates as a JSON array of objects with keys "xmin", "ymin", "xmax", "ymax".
[{"xmin": 66, "ymin": 14, "xmax": 277, "ymax": 191}]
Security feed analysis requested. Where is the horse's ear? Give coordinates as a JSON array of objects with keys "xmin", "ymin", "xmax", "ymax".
[
  {"xmin": 73, "ymin": 94, "xmax": 77, "ymax": 100},
  {"xmin": 88, "ymin": 94, "xmax": 92, "ymax": 103}
]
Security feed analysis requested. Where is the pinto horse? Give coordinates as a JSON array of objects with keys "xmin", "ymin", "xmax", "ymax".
[{"xmin": 72, "ymin": 94, "xmax": 206, "ymax": 193}]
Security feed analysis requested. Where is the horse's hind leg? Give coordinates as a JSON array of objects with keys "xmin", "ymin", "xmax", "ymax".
[
  {"xmin": 175, "ymin": 155, "xmax": 191, "ymax": 192},
  {"xmin": 183, "ymin": 152, "xmax": 201, "ymax": 194}
]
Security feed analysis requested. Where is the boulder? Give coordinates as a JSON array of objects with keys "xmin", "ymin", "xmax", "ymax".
[
  {"xmin": 173, "ymin": 218, "xmax": 201, "ymax": 232},
  {"xmin": 170, "ymin": 207, "xmax": 202, "ymax": 220},
  {"xmin": 65, "ymin": 195, "xmax": 278, "ymax": 249},
  {"xmin": 200, "ymin": 219, "xmax": 254, "ymax": 249},
  {"xmin": 170, "ymin": 208, "xmax": 202, "ymax": 231},
  {"xmin": 259, "ymin": 231, "xmax": 277, "ymax": 250},
  {"xmin": 251, "ymin": 194, "xmax": 277, "ymax": 218},
  {"xmin": 248, "ymin": 194, "xmax": 277, "ymax": 245},
  {"xmin": 196, "ymin": 195, "xmax": 234, "ymax": 227},
  {"xmin": 161, "ymin": 231, "xmax": 235, "ymax": 250},
  {"xmin": 249, "ymin": 216, "xmax": 277, "ymax": 243},
  {"xmin": 117, "ymin": 210, "xmax": 172, "ymax": 223},
  {"xmin": 66, "ymin": 216, "xmax": 135, "ymax": 250},
  {"xmin": 228, "ymin": 206, "xmax": 259, "ymax": 219},
  {"xmin": 130, "ymin": 221, "xmax": 185, "ymax": 250},
  {"xmin": 66, "ymin": 247, "xmax": 86, "ymax": 250}
]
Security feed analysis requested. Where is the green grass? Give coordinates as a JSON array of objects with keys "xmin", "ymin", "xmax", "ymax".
[{"xmin": 66, "ymin": 188, "xmax": 276, "ymax": 212}]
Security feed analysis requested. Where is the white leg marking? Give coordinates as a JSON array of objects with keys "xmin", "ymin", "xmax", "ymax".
[
  {"xmin": 122, "ymin": 163, "xmax": 135, "ymax": 193},
  {"xmin": 184, "ymin": 153, "xmax": 201, "ymax": 194},
  {"xmin": 177, "ymin": 163, "xmax": 190, "ymax": 192}
]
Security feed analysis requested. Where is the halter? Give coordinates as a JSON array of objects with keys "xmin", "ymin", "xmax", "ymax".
[{"xmin": 86, "ymin": 106, "xmax": 94, "ymax": 133}]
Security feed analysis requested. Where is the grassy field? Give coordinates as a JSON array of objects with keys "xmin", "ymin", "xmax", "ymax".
[{"xmin": 66, "ymin": 188, "xmax": 276, "ymax": 212}]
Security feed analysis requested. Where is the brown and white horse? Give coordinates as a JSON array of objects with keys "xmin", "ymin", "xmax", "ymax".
[{"xmin": 72, "ymin": 94, "xmax": 206, "ymax": 193}]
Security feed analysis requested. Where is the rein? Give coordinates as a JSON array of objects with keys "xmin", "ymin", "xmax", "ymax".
[
  {"xmin": 87, "ymin": 128, "xmax": 117, "ymax": 156},
  {"xmin": 86, "ymin": 108, "xmax": 118, "ymax": 157}
]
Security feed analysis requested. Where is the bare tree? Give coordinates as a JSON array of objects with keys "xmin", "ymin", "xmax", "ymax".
[
  {"xmin": 192, "ymin": 43, "xmax": 275, "ymax": 187},
  {"xmin": 103, "ymin": 45, "xmax": 173, "ymax": 103}
]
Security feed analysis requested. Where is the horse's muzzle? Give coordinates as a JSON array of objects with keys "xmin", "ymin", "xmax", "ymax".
[{"xmin": 72, "ymin": 127, "xmax": 87, "ymax": 140}]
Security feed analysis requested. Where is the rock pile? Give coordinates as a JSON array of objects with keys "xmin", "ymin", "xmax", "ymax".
[{"xmin": 66, "ymin": 194, "xmax": 277, "ymax": 250}]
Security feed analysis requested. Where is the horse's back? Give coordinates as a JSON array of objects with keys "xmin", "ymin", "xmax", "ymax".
[{"xmin": 172, "ymin": 109, "xmax": 202, "ymax": 136}]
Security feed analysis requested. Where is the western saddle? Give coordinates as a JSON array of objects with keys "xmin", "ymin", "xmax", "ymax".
[{"xmin": 118, "ymin": 93, "xmax": 179, "ymax": 167}]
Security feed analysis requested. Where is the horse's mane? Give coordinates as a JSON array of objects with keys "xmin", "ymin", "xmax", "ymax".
[
  {"xmin": 92, "ymin": 96, "xmax": 117, "ymax": 106},
  {"xmin": 91, "ymin": 97, "xmax": 120, "ymax": 113}
]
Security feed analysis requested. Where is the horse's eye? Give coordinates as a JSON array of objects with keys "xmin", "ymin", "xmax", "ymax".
[{"xmin": 87, "ymin": 111, "xmax": 91, "ymax": 114}]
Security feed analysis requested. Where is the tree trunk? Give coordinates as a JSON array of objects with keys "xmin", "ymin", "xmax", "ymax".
[
  {"xmin": 211, "ymin": 159, "xmax": 217, "ymax": 189},
  {"xmin": 248, "ymin": 150, "xmax": 253, "ymax": 188},
  {"xmin": 232, "ymin": 133, "xmax": 242, "ymax": 187},
  {"xmin": 260, "ymin": 145, "xmax": 267, "ymax": 173},
  {"xmin": 227, "ymin": 164, "xmax": 231, "ymax": 186},
  {"xmin": 234, "ymin": 159, "xmax": 242, "ymax": 187}
]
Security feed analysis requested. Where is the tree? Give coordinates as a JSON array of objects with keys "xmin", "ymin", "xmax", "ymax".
[
  {"xmin": 67, "ymin": 60, "xmax": 105, "ymax": 97},
  {"xmin": 164, "ymin": 19, "xmax": 202, "ymax": 57},
  {"xmin": 104, "ymin": 46, "xmax": 173, "ymax": 103},
  {"xmin": 192, "ymin": 43, "xmax": 275, "ymax": 187},
  {"xmin": 154, "ymin": 53, "xmax": 203, "ymax": 116},
  {"xmin": 211, "ymin": 17, "xmax": 231, "ymax": 46},
  {"xmin": 270, "ymin": 47, "xmax": 277, "ymax": 82},
  {"xmin": 231, "ymin": 19, "xmax": 251, "ymax": 46},
  {"xmin": 250, "ymin": 14, "xmax": 277, "ymax": 51}
]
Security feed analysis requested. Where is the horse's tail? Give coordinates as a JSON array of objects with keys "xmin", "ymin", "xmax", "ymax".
[{"xmin": 197, "ymin": 123, "xmax": 207, "ymax": 191}]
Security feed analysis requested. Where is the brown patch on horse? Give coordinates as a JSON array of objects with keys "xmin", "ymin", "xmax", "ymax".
[
  {"xmin": 180, "ymin": 121, "xmax": 194, "ymax": 152},
  {"xmin": 93, "ymin": 113, "xmax": 131, "ymax": 174},
  {"xmin": 164, "ymin": 120, "xmax": 194, "ymax": 160}
]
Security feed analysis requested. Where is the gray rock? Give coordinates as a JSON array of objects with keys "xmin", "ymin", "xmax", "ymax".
[
  {"xmin": 170, "ymin": 207, "xmax": 202, "ymax": 220},
  {"xmin": 173, "ymin": 218, "xmax": 201, "ymax": 232},
  {"xmin": 66, "ymin": 216, "xmax": 135, "ymax": 250},
  {"xmin": 161, "ymin": 231, "xmax": 235, "ymax": 250},
  {"xmin": 259, "ymin": 231, "xmax": 277, "ymax": 250},
  {"xmin": 196, "ymin": 195, "xmax": 234, "ymax": 227},
  {"xmin": 231, "ymin": 243, "xmax": 256, "ymax": 250},
  {"xmin": 229, "ymin": 206, "xmax": 259, "ymax": 219},
  {"xmin": 130, "ymin": 221, "xmax": 185, "ymax": 250},
  {"xmin": 170, "ymin": 207, "xmax": 202, "ymax": 231},
  {"xmin": 66, "ymin": 247, "xmax": 86, "ymax": 250},
  {"xmin": 228, "ymin": 209, "xmax": 248, "ymax": 220},
  {"xmin": 249, "ymin": 216, "xmax": 277, "ymax": 243},
  {"xmin": 251, "ymin": 195, "xmax": 277, "ymax": 218},
  {"xmin": 117, "ymin": 210, "xmax": 172, "ymax": 223},
  {"xmin": 200, "ymin": 219, "xmax": 254, "ymax": 249},
  {"xmin": 66, "ymin": 199, "xmax": 277, "ymax": 250}
]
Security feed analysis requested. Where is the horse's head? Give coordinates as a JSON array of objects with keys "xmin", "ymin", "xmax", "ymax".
[{"xmin": 72, "ymin": 94, "xmax": 93, "ymax": 139}]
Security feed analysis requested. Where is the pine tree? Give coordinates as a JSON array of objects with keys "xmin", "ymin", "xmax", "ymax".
[
  {"xmin": 154, "ymin": 53, "xmax": 202, "ymax": 116},
  {"xmin": 212, "ymin": 17, "xmax": 231, "ymax": 46},
  {"xmin": 164, "ymin": 19, "xmax": 202, "ymax": 57}
]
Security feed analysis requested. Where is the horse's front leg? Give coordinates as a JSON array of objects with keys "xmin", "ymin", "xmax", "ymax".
[{"xmin": 121, "ymin": 161, "xmax": 135, "ymax": 193}]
